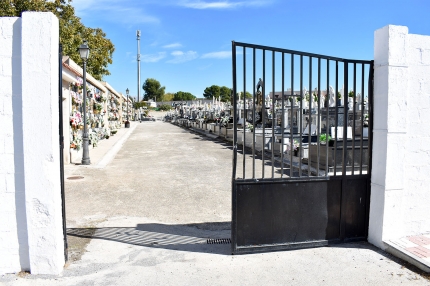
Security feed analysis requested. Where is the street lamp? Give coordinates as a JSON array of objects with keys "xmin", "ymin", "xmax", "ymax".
[
  {"xmin": 125, "ymin": 88, "xmax": 130, "ymax": 128},
  {"xmin": 79, "ymin": 41, "xmax": 91, "ymax": 165}
]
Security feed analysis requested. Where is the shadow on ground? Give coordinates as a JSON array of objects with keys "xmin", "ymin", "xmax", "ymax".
[{"xmin": 67, "ymin": 222, "xmax": 232, "ymax": 255}]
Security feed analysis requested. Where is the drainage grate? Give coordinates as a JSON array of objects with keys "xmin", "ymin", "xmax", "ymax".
[
  {"xmin": 67, "ymin": 176, "xmax": 84, "ymax": 180},
  {"xmin": 207, "ymin": 238, "xmax": 231, "ymax": 244}
]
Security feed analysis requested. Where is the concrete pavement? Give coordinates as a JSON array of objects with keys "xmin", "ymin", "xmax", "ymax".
[{"xmin": 1, "ymin": 119, "xmax": 429, "ymax": 285}]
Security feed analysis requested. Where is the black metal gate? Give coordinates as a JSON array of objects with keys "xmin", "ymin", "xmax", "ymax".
[
  {"xmin": 231, "ymin": 42, "xmax": 373, "ymax": 254},
  {"xmin": 59, "ymin": 44, "xmax": 68, "ymax": 261}
]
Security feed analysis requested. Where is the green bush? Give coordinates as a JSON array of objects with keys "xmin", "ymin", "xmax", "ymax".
[{"xmin": 158, "ymin": 104, "xmax": 172, "ymax": 111}]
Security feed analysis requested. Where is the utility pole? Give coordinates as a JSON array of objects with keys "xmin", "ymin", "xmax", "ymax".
[{"xmin": 137, "ymin": 30, "xmax": 141, "ymax": 102}]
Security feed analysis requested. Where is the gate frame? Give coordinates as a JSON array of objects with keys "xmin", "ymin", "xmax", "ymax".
[
  {"xmin": 59, "ymin": 44, "xmax": 68, "ymax": 262},
  {"xmin": 231, "ymin": 41, "xmax": 374, "ymax": 254}
]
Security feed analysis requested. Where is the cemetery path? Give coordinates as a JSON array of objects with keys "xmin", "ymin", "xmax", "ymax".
[
  {"xmin": 2, "ymin": 121, "xmax": 429, "ymax": 285},
  {"xmin": 65, "ymin": 121, "xmax": 232, "ymax": 226}
]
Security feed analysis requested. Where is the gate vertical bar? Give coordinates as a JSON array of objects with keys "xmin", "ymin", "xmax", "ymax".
[
  {"xmin": 317, "ymin": 58, "xmax": 321, "ymax": 176},
  {"xmin": 340, "ymin": 61, "xmax": 349, "ymax": 241},
  {"xmin": 231, "ymin": 41, "xmax": 238, "ymax": 253},
  {"xmin": 290, "ymin": 54, "xmax": 294, "ymax": 177},
  {"xmin": 334, "ymin": 61, "xmax": 339, "ymax": 176},
  {"xmin": 342, "ymin": 62, "xmax": 348, "ymax": 176},
  {"xmin": 271, "ymin": 51, "xmax": 275, "ymax": 178},
  {"xmin": 232, "ymin": 41, "xmax": 238, "ymax": 181},
  {"xmin": 359, "ymin": 63, "xmax": 365, "ymax": 174},
  {"xmin": 308, "ymin": 58, "xmax": 312, "ymax": 177},
  {"xmin": 299, "ymin": 55, "xmax": 303, "ymax": 177},
  {"xmin": 243, "ymin": 46, "xmax": 246, "ymax": 178},
  {"xmin": 351, "ymin": 63, "xmax": 357, "ymax": 175},
  {"xmin": 262, "ymin": 50, "xmax": 266, "ymax": 179},
  {"xmin": 326, "ymin": 59, "xmax": 329, "ymax": 175},
  {"xmin": 59, "ymin": 44, "xmax": 68, "ymax": 261},
  {"xmin": 252, "ymin": 48, "xmax": 256, "ymax": 179},
  {"xmin": 367, "ymin": 61, "xmax": 374, "ymax": 176},
  {"xmin": 365, "ymin": 61, "xmax": 374, "ymax": 237},
  {"xmin": 280, "ymin": 53, "xmax": 285, "ymax": 178}
]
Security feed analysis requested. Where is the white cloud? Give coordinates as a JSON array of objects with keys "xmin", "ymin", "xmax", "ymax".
[
  {"xmin": 171, "ymin": 51, "xmax": 184, "ymax": 56},
  {"xmin": 167, "ymin": 50, "xmax": 198, "ymax": 64},
  {"xmin": 70, "ymin": 0, "xmax": 97, "ymax": 12},
  {"xmin": 141, "ymin": 52, "xmax": 167, "ymax": 63},
  {"xmin": 72, "ymin": 0, "xmax": 160, "ymax": 24},
  {"xmin": 182, "ymin": 1, "xmax": 239, "ymax": 9},
  {"xmin": 178, "ymin": 0, "xmax": 270, "ymax": 9},
  {"xmin": 201, "ymin": 51, "xmax": 231, "ymax": 59},
  {"xmin": 163, "ymin": 43, "xmax": 183, "ymax": 49}
]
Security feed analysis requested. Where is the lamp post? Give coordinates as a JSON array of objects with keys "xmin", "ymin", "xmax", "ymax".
[
  {"xmin": 125, "ymin": 88, "xmax": 130, "ymax": 128},
  {"xmin": 79, "ymin": 41, "xmax": 91, "ymax": 165},
  {"xmin": 137, "ymin": 30, "xmax": 141, "ymax": 102}
]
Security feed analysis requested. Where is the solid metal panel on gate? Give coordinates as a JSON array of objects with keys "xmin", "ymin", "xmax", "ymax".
[{"xmin": 234, "ymin": 180, "xmax": 334, "ymax": 247}]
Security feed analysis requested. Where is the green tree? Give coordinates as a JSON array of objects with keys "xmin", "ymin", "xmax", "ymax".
[
  {"xmin": 219, "ymin": 86, "xmax": 232, "ymax": 102},
  {"xmin": 173, "ymin": 91, "xmax": 195, "ymax": 101},
  {"xmin": 133, "ymin": 101, "xmax": 148, "ymax": 109},
  {"xmin": 162, "ymin": 92, "xmax": 174, "ymax": 102},
  {"xmin": 203, "ymin": 85, "xmax": 220, "ymax": 99},
  {"xmin": 236, "ymin": 91, "xmax": 252, "ymax": 98},
  {"xmin": 0, "ymin": 0, "xmax": 115, "ymax": 81},
  {"xmin": 142, "ymin": 78, "xmax": 165, "ymax": 101}
]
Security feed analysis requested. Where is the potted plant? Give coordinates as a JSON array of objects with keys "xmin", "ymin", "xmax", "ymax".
[{"xmin": 320, "ymin": 133, "xmax": 333, "ymax": 146}]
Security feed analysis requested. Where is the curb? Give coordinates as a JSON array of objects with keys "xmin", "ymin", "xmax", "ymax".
[{"xmin": 94, "ymin": 123, "xmax": 138, "ymax": 169}]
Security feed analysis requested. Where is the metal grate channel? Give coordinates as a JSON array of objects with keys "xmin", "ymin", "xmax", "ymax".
[{"xmin": 207, "ymin": 238, "xmax": 231, "ymax": 244}]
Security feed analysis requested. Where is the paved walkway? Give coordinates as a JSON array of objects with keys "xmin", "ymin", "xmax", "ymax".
[
  {"xmin": 386, "ymin": 234, "xmax": 430, "ymax": 273},
  {"xmin": 1, "ymin": 120, "xmax": 429, "ymax": 285}
]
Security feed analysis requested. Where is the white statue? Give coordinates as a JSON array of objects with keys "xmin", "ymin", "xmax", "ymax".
[
  {"xmin": 339, "ymin": 85, "xmax": 344, "ymax": 105},
  {"xmin": 329, "ymin": 86, "xmax": 335, "ymax": 107}
]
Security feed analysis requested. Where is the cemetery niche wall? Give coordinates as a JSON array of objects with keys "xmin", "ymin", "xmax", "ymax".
[{"xmin": 62, "ymin": 57, "xmax": 131, "ymax": 164}]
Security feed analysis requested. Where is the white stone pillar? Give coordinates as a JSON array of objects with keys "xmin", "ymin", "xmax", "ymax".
[
  {"xmin": 0, "ymin": 16, "xmax": 31, "ymax": 275},
  {"xmin": 21, "ymin": 12, "xmax": 64, "ymax": 275},
  {"xmin": 368, "ymin": 25, "xmax": 408, "ymax": 249}
]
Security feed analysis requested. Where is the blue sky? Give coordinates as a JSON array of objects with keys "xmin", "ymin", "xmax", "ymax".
[{"xmin": 72, "ymin": 0, "xmax": 430, "ymax": 99}]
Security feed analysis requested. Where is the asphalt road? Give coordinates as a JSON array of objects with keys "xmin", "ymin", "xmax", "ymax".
[{"xmin": 1, "ymin": 120, "xmax": 429, "ymax": 285}]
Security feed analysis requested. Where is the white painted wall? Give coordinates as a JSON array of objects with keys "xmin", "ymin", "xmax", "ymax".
[
  {"xmin": 21, "ymin": 12, "xmax": 64, "ymax": 275},
  {"xmin": 369, "ymin": 25, "xmax": 430, "ymax": 249},
  {"xmin": 0, "ymin": 16, "xmax": 30, "ymax": 275},
  {"xmin": 0, "ymin": 12, "xmax": 64, "ymax": 275}
]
